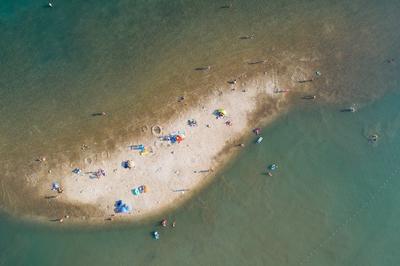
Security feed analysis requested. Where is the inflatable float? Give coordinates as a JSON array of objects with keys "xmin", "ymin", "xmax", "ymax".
[
  {"xmin": 268, "ymin": 163, "xmax": 278, "ymax": 171},
  {"xmin": 152, "ymin": 231, "xmax": 160, "ymax": 240}
]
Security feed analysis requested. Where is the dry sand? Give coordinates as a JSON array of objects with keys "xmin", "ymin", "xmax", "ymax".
[{"xmin": 43, "ymin": 76, "xmax": 289, "ymax": 221}]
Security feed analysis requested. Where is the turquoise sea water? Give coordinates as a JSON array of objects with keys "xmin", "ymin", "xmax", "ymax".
[
  {"xmin": 1, "ymin": 92, "xmax": 400, "ymax": 265},
  {"xmin": 1, "ymin": 0, "xmax": 400, "ymax": 265}
]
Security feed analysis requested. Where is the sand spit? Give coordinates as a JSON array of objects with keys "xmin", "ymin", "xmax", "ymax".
[{"xmin": 37, "ymin": 76, "xmax": 288, "ymax": 222}]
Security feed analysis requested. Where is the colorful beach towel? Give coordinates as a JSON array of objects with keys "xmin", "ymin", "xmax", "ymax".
[{"xmin": 131, "ymin": 185, "xmax": 147, "ymax": 195}]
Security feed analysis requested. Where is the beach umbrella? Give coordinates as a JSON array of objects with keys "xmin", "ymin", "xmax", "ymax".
[
  {"xmin": 126, "ymin": 160, "xmax": 135, "ymax": 169},
  {"xmin": 217, "ymin": 108, "xmax": 226, "ymax": 114},
  {"xmin": 217, "ymin": 109, "xmax": 227, "ymax": 116},
  {"xmin": 176, "ymin": 135, "xmax": 183, "ymax": 143}
]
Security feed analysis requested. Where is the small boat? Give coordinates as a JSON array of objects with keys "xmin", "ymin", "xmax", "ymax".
[
  {"xmin": 256, "ymin": 137, "xmax": 263, "ymax": 144},
  {"xmin": 302, "ymin": 95, "xmax": 316, "ymax": 100},
  {"xmin": 341, "ymin": 107, "xmax": 356, "ymax": 112},
  {"xmin": 152, "ymin": 231, "xmax": 160, "ymax": 240}
]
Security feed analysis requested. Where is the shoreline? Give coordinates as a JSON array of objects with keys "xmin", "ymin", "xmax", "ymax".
[
  {"xmin": 34, "ymin": 74, "xmax": 290, "ymax": 224},
  {"xmin": 5, "ymin": 54, "xmax": 322, "ymax": 225}
]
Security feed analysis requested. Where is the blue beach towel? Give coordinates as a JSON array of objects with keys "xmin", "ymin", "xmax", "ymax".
[{"xmin": 114, "ymin": 200, "xmax": 131, "ymax": 213}]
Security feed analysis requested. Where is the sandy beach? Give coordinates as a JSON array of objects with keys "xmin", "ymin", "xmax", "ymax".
[{"xmin": 38, "ymin": 74, "xmax": 290, "ymax": 222}]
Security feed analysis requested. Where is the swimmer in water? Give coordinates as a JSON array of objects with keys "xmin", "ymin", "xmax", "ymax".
[
  {"xmin": 368, "ymin": 134, "xmax": 379, "ymax": 142},
  {"xmin": 161, "ymin": 219, "xmax": 168, "ymax": 227}
]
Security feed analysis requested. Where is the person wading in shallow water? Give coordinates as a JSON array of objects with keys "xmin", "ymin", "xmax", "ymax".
[
  {"xmin": 161, "ymin": 219, "xmax": 168, "ymax": 227},
  {"xmin": 368, "ymin": 134, "xmax": 379, "ymax": 143}
]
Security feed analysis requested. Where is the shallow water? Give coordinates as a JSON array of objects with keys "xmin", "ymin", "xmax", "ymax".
[
  {"xmin": 1, "ymin": 0, "xmax": 400, "ymax": 215},
  {"xmin": 2, "ymin": 91, "xmax": 400, "ymax": 265},
  {"xmin": 1, "ymin": 0, "xmax": 400, "ymax": 264}
]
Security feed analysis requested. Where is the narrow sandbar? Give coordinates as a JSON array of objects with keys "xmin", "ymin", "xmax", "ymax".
[{"xmin": 44, "ymin": 76, "xmax": 288, "ymax": 222}]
